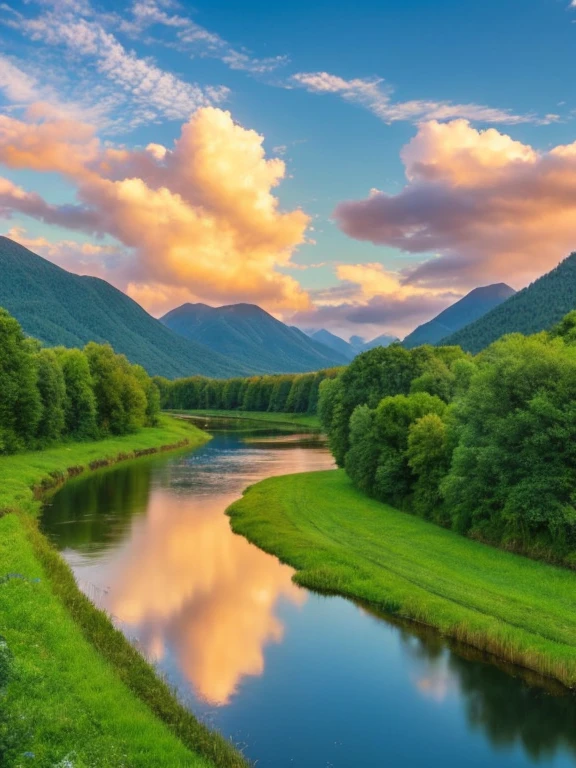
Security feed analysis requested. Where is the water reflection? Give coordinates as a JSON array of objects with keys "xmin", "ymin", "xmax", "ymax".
[
  {"xmin": 108, "ymin": 488, "xmax": 304, "ymax": 704},
  {"xmin": 42, "ymin": 425, "xmax": 576, "ymax": 768}
]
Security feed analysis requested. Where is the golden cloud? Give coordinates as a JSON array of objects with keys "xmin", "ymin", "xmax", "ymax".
[
  {"xmin": 0, "ymin": 107, "xmax": 311, "ymax": 312},
  {"xmin": 335, "ymin": 119, "xmax": 576, "ymax": 290}
]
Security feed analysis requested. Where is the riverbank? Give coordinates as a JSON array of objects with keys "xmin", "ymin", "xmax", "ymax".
[
  {"xmin": 227, "ymin": 469, "xmax": 576, "ymax": 688},
  {"xmin": 167, "ymin": 409, "xmax": 321, "ymax": 430},
  {"xmin": 0, "ymin": 417, "xmax": 248, "ymax": 768}
]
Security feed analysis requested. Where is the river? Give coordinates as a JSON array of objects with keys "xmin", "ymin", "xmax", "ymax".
[{"xmin": 41, "ymin": 417, "xmax": 576, "ymax": 768}]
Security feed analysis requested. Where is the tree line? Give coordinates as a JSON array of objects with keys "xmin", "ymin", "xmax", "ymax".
[
  {"xmin": 0, "ymin": 308, "xmax": 160, "ymax": 454},
  {"xmin": 319, "ymin": 313, "xmax": 576, "ymax": 564},
  {"xmin": 156, "ymin": 368, "xmax": 341, "ymax": 415}
]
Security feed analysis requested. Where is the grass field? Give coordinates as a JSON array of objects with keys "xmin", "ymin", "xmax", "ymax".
[
  {"xmin": 166, "ymin": 409, "xmax": 321, "ymax": 431},
  {"xmin": 0, "ymin": 417, "xmax": 247, "ymax": 768},
  {"xmin": 227, "ymin": 469, "xmax": 576, "ymax": 688}
]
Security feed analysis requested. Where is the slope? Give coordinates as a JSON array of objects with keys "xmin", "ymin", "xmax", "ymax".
[
  {"xmin": 161, "ymin": 302, "xmax": 348, "ymax": 373},
  {"xmin": 0, "ymin": 236, "xmax": 249, "ymax": 378},
  {"xmin": 442, "ymin": 255, "xmax": 576, "ymax": 353},
  {"xmin": 402, "ymin": 283, "xmax": 516, "ymax": 349}
]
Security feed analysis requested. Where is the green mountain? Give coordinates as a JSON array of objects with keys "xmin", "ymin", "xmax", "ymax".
[
  {"xmin": 308, "ymin": 329, "xmax": 356, "ymax": 361},
  {"xmin": 441, "ymin": 254, "xmax": 576, "ymax": 353},
  {"xmin": 402, "ymin": 283, "xmax": 516, "ymax": 349},
  {"xmin": 161, "ymin": 303, "xmax": 349, "ymax": 373},
  {"xmin": 0, "ymin": 236, "xmax": 250, "ymax": 378}
]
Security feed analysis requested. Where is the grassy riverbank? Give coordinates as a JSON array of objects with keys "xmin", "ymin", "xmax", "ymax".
[
  {"xmin": 227, "ymin": 469, "xmax": 576, "ymax": 688},
  {"xmin": 0, "ymin": 417, "xmax": 248, "ymax": 768},
  {"xmin": 167, "ymin": 409, "xmax": 321, "ymax": 430}
]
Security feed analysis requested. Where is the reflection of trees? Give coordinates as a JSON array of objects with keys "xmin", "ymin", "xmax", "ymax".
[
  {"xmin": 42, "ymin": 462, "xmax": 153, "ymax": 550},
  {"xmin": 394, "ymin": 622, "xmax": 576, "ymax": 762}
]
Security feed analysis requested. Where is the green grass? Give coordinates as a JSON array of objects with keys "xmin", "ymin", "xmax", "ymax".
[
  {"xmin": 167, "ymin": 409, "xmax": 321, "ymax": 430},
  {"xmin": 0, "ymin": 417, "xmax": 248, "ymax": 768},
  {"xmin": 227, "ymin": 469, "xmax": 576, "ymax": 688}
]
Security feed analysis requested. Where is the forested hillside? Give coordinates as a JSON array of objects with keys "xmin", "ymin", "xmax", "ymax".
[
  {"xmin": 442, "ymin": 254, "xmax": 576, "ymax": 353},
  {"xmin": 161, "ymin": 302, "xmax": 348, "ymax": 373},
  {"xmin": 0, "ymin": 237, "xmax": 249, "ymax": 379},
  {"xmin": 402, "ymin": 284, "xmax": 515, "ymax": 349}
]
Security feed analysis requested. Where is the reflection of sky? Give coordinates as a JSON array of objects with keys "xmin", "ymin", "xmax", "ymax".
[
  {"xmin": 64, "ymin": 435, "xmax": 334, "ymax": 706},
  {"xmin": 51, "ymin": 433, "xmax": 576, "ymax": 768}
]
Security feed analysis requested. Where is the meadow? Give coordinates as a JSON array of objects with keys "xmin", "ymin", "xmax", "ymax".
[
  {"xmin": 227, "ymin": 469, "xmax": 576, "ymax": 687},
  {"xmin": 0, "ymin": 416, "xmax": 247, "ymax": 768}
]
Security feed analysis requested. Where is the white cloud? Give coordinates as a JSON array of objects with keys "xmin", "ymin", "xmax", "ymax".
[
  {"xmin": 292, "ymin": 71, "xmax": 556, "ymax": 126},
  {"xmin": 126, "ymin": 0, "xmax": 289, "ymax": 74}
]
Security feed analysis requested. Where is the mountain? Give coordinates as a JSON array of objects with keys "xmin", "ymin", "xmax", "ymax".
[
  {"xmin": 308, "ymin": 329, "xmax": 356, "ymax": 361},
  {"xmin": 441, "ymin": 254, "xmax": 576, "ymax": 353},
  {"xmin": 161, "ymin": 303, "xmax": 349, "ymax": 374},
  {"xmin": 362, "ymin": 333, "xmax": 399, "ymax": 351},
  {"xmin": 0, "ymin": 236, "xmax": 250, "ymax": 379},
  {"xmin": 402, "ymin": 283, "xmax": 516, "ymax": 349}
]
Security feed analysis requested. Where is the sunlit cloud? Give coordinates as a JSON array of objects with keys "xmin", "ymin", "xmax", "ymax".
[
  {"xmin": 0, "ymin": 107, "xmax": 311, "ymax": 313},
  {"xmin": 334, "ymin": 119, "xmax": 576, "ymax": 290},
  {"xmin": 291, "ymin": 72, "xmax": 558, "ymax": 126},
  {"xmin": 292, "ymin": 262, "xmax": 459, "ymax": 339}
]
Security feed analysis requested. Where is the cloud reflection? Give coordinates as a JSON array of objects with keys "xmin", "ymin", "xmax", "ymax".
[{"xmin": 107, "ymin": 488, "xmax": 305, "ymax": 705}]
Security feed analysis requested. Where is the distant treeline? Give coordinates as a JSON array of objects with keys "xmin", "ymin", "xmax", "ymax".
[
  {"xmin": 156, "ymin": 369, "xmax": 342, "ymax": 415},
  {"xmin": 319, "ymin": 312, "xmax": 576, "ymax": 564},
  {"xmin": 0, "ymin": 308, "xmax": 160, "ymax": 454}
]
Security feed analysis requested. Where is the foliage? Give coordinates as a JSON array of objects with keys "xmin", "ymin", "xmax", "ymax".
[
  {"xmin": 0, "ymin": 308, "xmax": 162, "ymax": 454},
  {"xmin": 158, "ymin": 368, "xmax": 341, "ymax": 416},
  {"xmin": 322, "ymin": 313, "xmax": 576, "ymax": 564}
]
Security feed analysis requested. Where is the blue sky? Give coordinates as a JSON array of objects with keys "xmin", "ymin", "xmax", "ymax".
[{"xmin": 1, "ymin": 0, "xmax": 576, "ymax": 340}]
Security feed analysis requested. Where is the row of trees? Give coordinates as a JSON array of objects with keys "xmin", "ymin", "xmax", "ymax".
[
  {"xmin": 319, "ymin": 315, "xmax": 576, "ymax": 563},
  {"xmin": 0, "ymin": 308, "xmax": 160, "ymax": 454},
  {"xmin": 157, "ymin": 368, "xmax": 341, "ymax": 415}
]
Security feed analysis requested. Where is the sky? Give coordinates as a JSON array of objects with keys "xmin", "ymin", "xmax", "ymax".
[{"xmin": 1, "ymin": 0, "xmax": 576, "ymax": 342}]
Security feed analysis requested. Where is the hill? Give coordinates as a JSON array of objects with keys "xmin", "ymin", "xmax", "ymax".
[
  {"xmin": 441, "ymin": 255, "xmax": 576, "ymax": 353},
  {"xmin": 0, "ymin": 236, "xmax": 250, "ymax": 378},
  {"xmin": 402, "ymin": 283, "xmax": 515, "ymax": 349},
  {"xmin": 362, "ymin": 333, "xmax": 399, "ymax": 351},
  {"xmin": 161, "ymin": 303, "xmax": 348, "ymax": 374},
  {"xmin": 308, "ymin": 329, "xmax": 356, "ymax": 360}
]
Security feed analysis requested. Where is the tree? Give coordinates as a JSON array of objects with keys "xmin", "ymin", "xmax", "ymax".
[
  {"xmin": 35, "ymin": 348, "xmax": 66, "ymax": 445},
  {"xmin": 373, "ymin": 392, "xmax": 447, "ymax": 507},
  {"xmin": 0, "ymin": 309, "xmax": 41, "ymax": 452},
  {"xmin": 407, "ymin": 413, "xmax": 451, "ymax": 521},
  {"xmin": 344, "ymin": 405, "xmax": 380, "ymax": 495},
  {"xmin": 57, "ymin": 348, "xmax": 98, "ymax": 439}
]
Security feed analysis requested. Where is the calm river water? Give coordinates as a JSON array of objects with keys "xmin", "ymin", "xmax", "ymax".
[{"xmin": 42, "ymin": 417, "xmax": 576, "ymax": 768}]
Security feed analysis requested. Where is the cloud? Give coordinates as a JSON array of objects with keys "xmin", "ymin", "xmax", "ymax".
[
  {"xmin": 291, "ymin": 262, "xmax": 459, "ymax": 338},
  {"xmin": 0, "ymin": 55, "xmax": 38, "ymax": 103},
  {"xmin": 334, "ymin": 119, "xmax": 576, "ymax": 290},
  {"xmin": 0, "ymin": 107, "xmax": 311, "ymax": 313},
  {"xmin": 292, "ymin": 72, "xmax": 557, "ymax": 126},
  {"xmin": 126, "ymin": 0, "xmax": 289, "ymax": 74},
  {"xmin": 4, "ymin": 3, "xmax": 229, "ymax": 127}
]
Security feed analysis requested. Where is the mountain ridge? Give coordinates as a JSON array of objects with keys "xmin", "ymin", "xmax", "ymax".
[
  {"xmin": 402, "ymin": 283, "xmax": 516, "ymax": 349},
  {"xmin": 441, "ymin": 254, "xmax": 576, "ymax": 352},
  {"xmin": 161, "ymin": 302, "xmax": 348, "ymax": 373},
  {"xmin": 0, "ymin": 236, "xmax": 251, "ymax": 378}
]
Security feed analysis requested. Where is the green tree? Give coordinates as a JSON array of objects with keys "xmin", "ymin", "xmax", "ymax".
[
  {"xmin": 57, "ymin": 348, "xmax": 98, "ymax": 439},
  {"xmin": 0, "ymin": 309, "xmax": 41, "ymax": 452},
  {"xmin": 35, "ymin": 348, "xmax": 67, "ymax": 445},
  {"xmin": 407, "ymin": 412, "xmax": 451, "ymax": 521}
]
